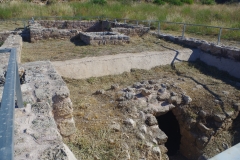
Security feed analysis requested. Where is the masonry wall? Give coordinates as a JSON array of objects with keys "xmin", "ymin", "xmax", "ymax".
[
  {"xmin": 79, "ymin": 32, "xmax": 130, "ymax": 45},
  {"xmin": 111, "ymin": 23, "xmax": 150, "ymax": 36},
  {"xmin": 30, "ymin": 28, "xmax": 79, "ymax": 42},
  {"xmin": 0, "ymin": 31, "xmax": 21, "ymax": 44},
  {"xmin": 30, "ymin": 20, "xmax": 150, "ymax": 42},
  {"xmin": 158, "ymin": 33, "xmax": 240, "ymax": 62},
  {"xmin": 36, "ymin": 20, "xmax": 110, "ymax": 32},
  {"xmin": 1, "ymin": 34, "xmax": 22, "ymax": 63}
]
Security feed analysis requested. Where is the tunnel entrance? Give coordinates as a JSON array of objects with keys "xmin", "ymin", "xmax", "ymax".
[
  {"xmin": 231, "ymin": 113, "xmax": 240, "ymax": 145},
  {"xmin": 156, "ymin": 111, "xmax": 181, "ymax": 157}
]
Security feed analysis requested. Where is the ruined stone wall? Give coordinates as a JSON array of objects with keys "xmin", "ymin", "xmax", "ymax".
[
  {"xmin": 1, "ymin": 34, "xmax": 22, "ymax": 63},
  {"xmin": 29, "ymin": 20, "xmax": 149, "ymax": 42},
  {"xmin": 79, "ymin": 32, "xmax": 130, "ymax": 45},
  {"xmin": 0, "ymin": 35, "xmax": 77, "ymax": 159},
  {"xmin": 30, "ymin": 28, "xmax": 79, "ymax": 42},
  {"xmin": 111, "ymin": 23, "xmax": 150, "ymax": 36},
  {"xmin": 0, "ymin": 32, "xmax": 11, "ymax": 43},
  {"xmin": 36, "ymin": 20, "xmax": 110, "ymax": 32},
  {"xmin": 158, "ymin": 33, "xmax": 240, "ymax": 62},
  {"xmin": 0, "ymin": 31, "xmax": 21, "ymax": 44}
]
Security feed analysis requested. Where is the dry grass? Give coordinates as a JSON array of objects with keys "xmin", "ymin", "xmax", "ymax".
[
  {"xmin": 63, "ymin": 61, "xmax": 240, "ymax": 159},
  {"xmin": 0, "ymin": 2, "xmax": 240, "ymax": 40},
  {"xmin": 21, "ymin": 34, "xmax": 184, "ymax": 63},
  {"xmin": 0, "ymin": 20, "xmax": 24, "ymax": 32}
]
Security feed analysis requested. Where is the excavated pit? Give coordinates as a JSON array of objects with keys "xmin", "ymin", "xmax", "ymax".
[{"xmin": 156, "ymin": 111, "xmax": 184, "ymax": 158}]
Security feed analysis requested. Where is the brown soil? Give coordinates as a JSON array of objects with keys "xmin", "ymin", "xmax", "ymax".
[{"xmin": 21, "ymin": 34, "xmax": 184, "ymax": 63}]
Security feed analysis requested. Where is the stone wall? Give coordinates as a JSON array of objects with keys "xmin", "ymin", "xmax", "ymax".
[
  {"xmin": 29, "ymin": 20, "xmax": 150, "ymax": 42},
  {"xmin": 111, "ymin": 23, "xmax": 150, "ymax": 36},
  {"xmin": 14, "ymin": 103, "xmax": 77, "ymax": 160},
  {"xmin": 79, "ymin": 32, "xmax": 130, "ymax": 45},
  {"xmin": 20, "ymin": 61, "xmax": 76, "ymax": 137},
  {"xmin": 1, "ymin": 34, "xmax": 22, "ymax": 63},
  {"xmin": 0, "ymin": 31, "xmax": 21, "ymax": 44},
  {"xmin": 0, "ymin": 32, "xmax": 11, "ymax": 43},
  {"xmin": 0, "ymin": 35, "xmax": 77, "ymax": 159},
  {"xmin": 36, "ymin": 20, "xmax": 110, "ymax": 32},
  {"xmin": 30, "ymin": 27, "xmax": 79, "ymax": 42},
  {"xmin": 158, "ymin": 33, "xmax": 240, "ymax": 62}
]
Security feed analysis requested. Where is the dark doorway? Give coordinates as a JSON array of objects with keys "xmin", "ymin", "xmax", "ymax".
[
  {"xmin": 231, "ymin": 113, "xmax": 240, "ymax": 145},
  {"xmin": 156, "ymin": 111, "xmax": 181, "ymax": 156}
]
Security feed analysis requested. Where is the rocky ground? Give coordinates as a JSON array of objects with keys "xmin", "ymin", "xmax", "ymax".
[{"xmin": 63, "ymin": 61, "xmax": 240, "ymax": 160}]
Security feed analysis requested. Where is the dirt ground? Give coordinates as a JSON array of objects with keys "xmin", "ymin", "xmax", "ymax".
[
  {"xmin": 63, "ymin": 61, "xmax": 240, "ymax": 160},
  {"xmin": 0, "ymin": 20, "xmax": 25, "ymax": 32},
  {"xmin": 21, "ymin": 34, "xmax": 184, "ymax": 63}
]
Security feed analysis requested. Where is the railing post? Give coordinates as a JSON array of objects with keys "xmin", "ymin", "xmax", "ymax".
[
  {"xmin": 217, "ymin": 27, "xmax": 222, "ymax": 45},
  {"xmin": 148, "ymin": 21, "xmax": 151, "ymax": 28},
  {"xmin": 158, "ymin": 21, "xmax": 160, "ymax": 35},
  {"xmin": 15, "ymin": 59, "xmax": 23, "ymax": 108},
  {"xmin": 136, "ymin": 20, "xmax": 138, "ymax": 26},
  {"xmin": 124, "ymin": 19, "xmax": 126, "ymax": 24},
  {"xmin": 182, "ymin": 24, "xmax": 186, "ymax": 39}
]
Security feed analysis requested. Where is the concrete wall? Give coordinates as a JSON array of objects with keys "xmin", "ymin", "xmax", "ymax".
[
  {"xmin": 52, "ymin": 49, "xmax": 194, "ymax": 79},
  {"xmin": 52, "ymin": 48, "xmax": 240, "ymax": 80},
  {"xmin": 197, "ymin": 49, "xmax": 240, "ymax": 79}
]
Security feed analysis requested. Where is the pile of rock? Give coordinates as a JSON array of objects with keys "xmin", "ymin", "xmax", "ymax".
[{"xmin": 97, "ymin": 78, "xmax": 240, "ymax": 160}]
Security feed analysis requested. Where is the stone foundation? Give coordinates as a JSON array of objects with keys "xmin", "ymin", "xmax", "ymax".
[
  {"xmin": 30, "ymin": 22, "xmax": 79, "ymax": 42},
  {"xmin": 36, "ymin": 20, "xmax": 110, "ymax": 32},
  {"xmin": 29, "ymin": 20, "xmax": 150, "ymax": 42},
  {"xmin": 111, "ymin": 23, "xmax": 150, "ymax": 36},
  {"xmin": 0, "ymin": 31, "xmax": 21, "ymax": 44},
  {"xmin": 0, "ymin": 35, "xmax": 77, "ymax": 159},
  {"xmin": 79, "ymin": 31, "xmax": 130, "ymax": 45},
  {"xmin": 158, "ymin": 33, "xmax": 240, "ymax": 62}
]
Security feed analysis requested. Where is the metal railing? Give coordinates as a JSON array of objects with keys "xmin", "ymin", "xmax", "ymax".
[
  {"xmin": 104, "ymin": 18, "xmax": 240, "ymax": 45},
  {"xmin": 1, "ymin": 16, "xmax": 240, "ymax": 46},
  {"xmin": 0, "ymin": 48, "xmax": 23, "ymax": 160}
]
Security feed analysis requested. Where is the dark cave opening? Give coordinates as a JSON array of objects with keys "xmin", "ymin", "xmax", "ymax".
[
  {"xmin": 231, "ymin": 113, "xmax": 240, "ymax": 145},
  {"xmin": 156, "ymin": 111, "xmax": 181, "ymax": 157}
]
